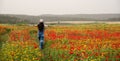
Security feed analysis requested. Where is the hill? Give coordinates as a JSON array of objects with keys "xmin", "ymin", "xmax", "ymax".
[
  {"xmin": 0, "ymin": 15, "xmax": 29, "ymax": 24},
  {"xmin": 0, "ymin": 14, "xmax": 120, "ymax": 24}
]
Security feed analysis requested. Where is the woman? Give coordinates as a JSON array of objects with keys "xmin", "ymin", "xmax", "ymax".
[{"xmin": 37, "ymin": 19, "xmax": 44, "ymax": 49}]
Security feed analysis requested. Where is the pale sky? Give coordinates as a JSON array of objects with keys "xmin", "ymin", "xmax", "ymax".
[{"xmin": 0, "ymin": 0, "xmax": 120, "ymax": 15}]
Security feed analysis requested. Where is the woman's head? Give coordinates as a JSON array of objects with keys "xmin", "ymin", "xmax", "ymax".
[{"xmin": 39, "ymin": 19, "xmax": 44, "ymax": 23}]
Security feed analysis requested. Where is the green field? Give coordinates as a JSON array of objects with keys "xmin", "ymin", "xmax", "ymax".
[{"xmin": 0, "ymin": 24, "xmax": 120, "ymax": 61}]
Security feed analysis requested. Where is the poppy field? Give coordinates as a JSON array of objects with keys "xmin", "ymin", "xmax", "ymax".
[{"xmin": 0, "ymin": 24, "xmax": 120, "ymax": 61}]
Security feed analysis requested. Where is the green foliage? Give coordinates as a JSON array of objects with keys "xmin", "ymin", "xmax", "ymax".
[
  {"xmin": 0, "ymin": 42, "xmax": 42, "ymax": 61},
  {"xmin": 0, "ymin": 24, "xmax": 120, "ymax": 61}
]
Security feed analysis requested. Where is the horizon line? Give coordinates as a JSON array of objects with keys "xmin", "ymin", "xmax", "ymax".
[{"xmin": 0, "ymin": 13, "xmax": 120, "ymax": 16}]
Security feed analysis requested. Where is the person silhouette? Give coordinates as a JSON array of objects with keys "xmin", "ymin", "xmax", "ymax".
[{"xmin": 37, "ymin": 19, "xmax": 45, "ymax": 49}]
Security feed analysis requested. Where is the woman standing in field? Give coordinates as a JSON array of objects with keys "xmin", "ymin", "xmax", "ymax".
[{"xmin": 37, "ymin": 19, "xmax": 45, "ymax": 49}]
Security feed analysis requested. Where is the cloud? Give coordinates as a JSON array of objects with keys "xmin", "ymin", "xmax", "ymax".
[{"xmin": 0, "ymin": 0, "xmax": 120, "ymax": 15}]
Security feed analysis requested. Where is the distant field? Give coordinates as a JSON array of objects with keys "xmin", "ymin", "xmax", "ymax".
[{"xmin": 45, "ymin": 21, "xmax": 120, "ymax": 24}]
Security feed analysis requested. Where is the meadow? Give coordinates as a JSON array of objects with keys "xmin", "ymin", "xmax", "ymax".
[{"xmin": 0, "ymin": 24, "xmax": 120, "ymax": 61}]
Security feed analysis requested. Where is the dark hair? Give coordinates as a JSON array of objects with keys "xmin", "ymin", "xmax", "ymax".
[{"xmin": 38, "ymin": 22, "xmax": 44, "ymax": 31}]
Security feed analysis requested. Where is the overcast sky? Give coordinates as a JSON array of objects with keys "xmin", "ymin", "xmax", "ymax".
[{"xmin": 0, "ymin": 0, "xmax": 120, "ymax": 15}]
